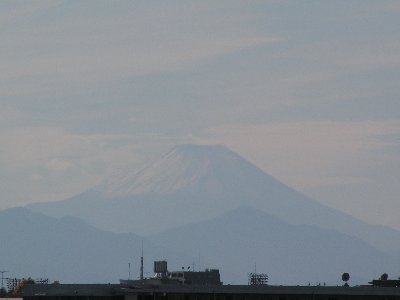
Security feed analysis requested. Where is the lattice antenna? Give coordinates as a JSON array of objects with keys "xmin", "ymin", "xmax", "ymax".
[
  {"xmin": 0, "ymin": 271, "xmax": 8, "ymax": 297},
  {"xmin": 140, "ymin": 240, "xmax": 144, "ymax": 280}
]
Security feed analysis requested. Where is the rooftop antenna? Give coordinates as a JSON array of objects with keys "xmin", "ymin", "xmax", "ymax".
[
  {"xmin": 140, "ymin": 240, "xmax": 144, "ymax": 280},
  {"xmin": 0, "ymin": 271, "xmax": 8, "ymax": 297}
]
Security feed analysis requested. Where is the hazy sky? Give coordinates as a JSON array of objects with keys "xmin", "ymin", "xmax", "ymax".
[{"xmin": 1, "ymin": 1, "xmax": 400, "ymax": 230}]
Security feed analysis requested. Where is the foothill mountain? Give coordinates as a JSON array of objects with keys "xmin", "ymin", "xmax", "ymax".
[
  {"xmin": 0, "ymin": 206, "xmax": 395, "ymax": 286},
  {"xmin": 148, "ymin": 206, "xmax": 395, "ymax": 286},
  {"xmin": 0, "ymin": 207, "xmax": 195, "ymax": 284},
  {"xmin": 17, "ymin": 144, "xmax": 400, "ymax": 284},
  {"xmin": 27, "ymin": 144, "xmax": 400, "ymax": 250}
]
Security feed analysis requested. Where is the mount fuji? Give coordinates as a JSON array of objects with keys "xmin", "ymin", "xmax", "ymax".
[{"xmin": 27, "ymin": 144, "xmax": 400, "ymax": 253}]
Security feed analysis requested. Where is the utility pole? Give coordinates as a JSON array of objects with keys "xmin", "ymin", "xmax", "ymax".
[
  {"xmin": 0, "ymin": 271, "xmax": 8, "ymax": 297},
  {"xmin": 140, "ymin": 241, "xmax": 144, "ymax": 280}
]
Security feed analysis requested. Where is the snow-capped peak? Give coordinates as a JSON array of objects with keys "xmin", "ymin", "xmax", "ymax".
[{"xmin": 92, "ymin": 144, "xmax": 232, "ymax": 198}]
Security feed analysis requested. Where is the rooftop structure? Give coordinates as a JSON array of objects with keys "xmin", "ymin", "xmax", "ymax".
[{"xmin": 121, "ymin": 261, "xmax": 222, "ymax": 286}]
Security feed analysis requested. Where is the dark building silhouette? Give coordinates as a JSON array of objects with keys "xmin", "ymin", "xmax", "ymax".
[
  {"xmin": 369, "ymin": 279, "xmax": 400, "ymax": 287},
  {"xmin": 22, "ymin": 262, "xmax": 400, "ymax": 300},
  {"xmin": 24, "ymin": 283, "xmax": 400, "ymax": 300}
]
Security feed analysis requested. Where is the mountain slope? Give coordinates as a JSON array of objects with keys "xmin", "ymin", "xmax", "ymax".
[
  {"xmin": 0, "ymin": 207, "xmax": 196, "ymax": 284},
  {"xmin": 148, "ymin": 206, "xmax": 395, "ymax": 286},
  {"xmin": 27, "ymin": 144, "xmax": 400, "ymax": 252}
]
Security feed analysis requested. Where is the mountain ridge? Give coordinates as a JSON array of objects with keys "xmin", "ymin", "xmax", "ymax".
[
  {"xmin": 147, "ymin": 205, "xmax": 396, "ymax": 285},
  {"xmin": 0, "ymin": 207, "xmax": 197, "ymax": 284},
  {"xmin": 26, "ymin": 144, "xmax": 400, "ymax": 252},
  {"xmin": 2, "ymin": 206, "xmax": 395, "ymax": 286}
]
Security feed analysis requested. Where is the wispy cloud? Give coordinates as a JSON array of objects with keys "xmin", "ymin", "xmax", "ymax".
[
  {"xmin": 0, "ymin": 1, "xmax": 55, "ymax": 25},
  {"xmin": 210, "ymin": 120, "xmax": 400, "ymax": 190},
  {"xmin": 0, "ymin": 1, "xmax": 399, "ymax": 230},
  {"xmin": 0, "ymin": 2, "xmax": 279, "ymax": 99},
  {"xmin": 45, "ymin": 158, "xmax": 74, "ymax": 172}
]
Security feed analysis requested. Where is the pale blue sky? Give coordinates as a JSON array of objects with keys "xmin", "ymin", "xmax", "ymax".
[{"xmin": 1, "ymin": 1, "xmax": 400, "ymax": 230}]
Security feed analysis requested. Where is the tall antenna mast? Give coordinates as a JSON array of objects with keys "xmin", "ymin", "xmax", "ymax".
[
  {"xmin": 140, "ymin": 240, "xmax": 144, "ymax": 280},
  {"xmin": 0, "ymin": 271, "xmax": 8, "ymax": 297}
]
